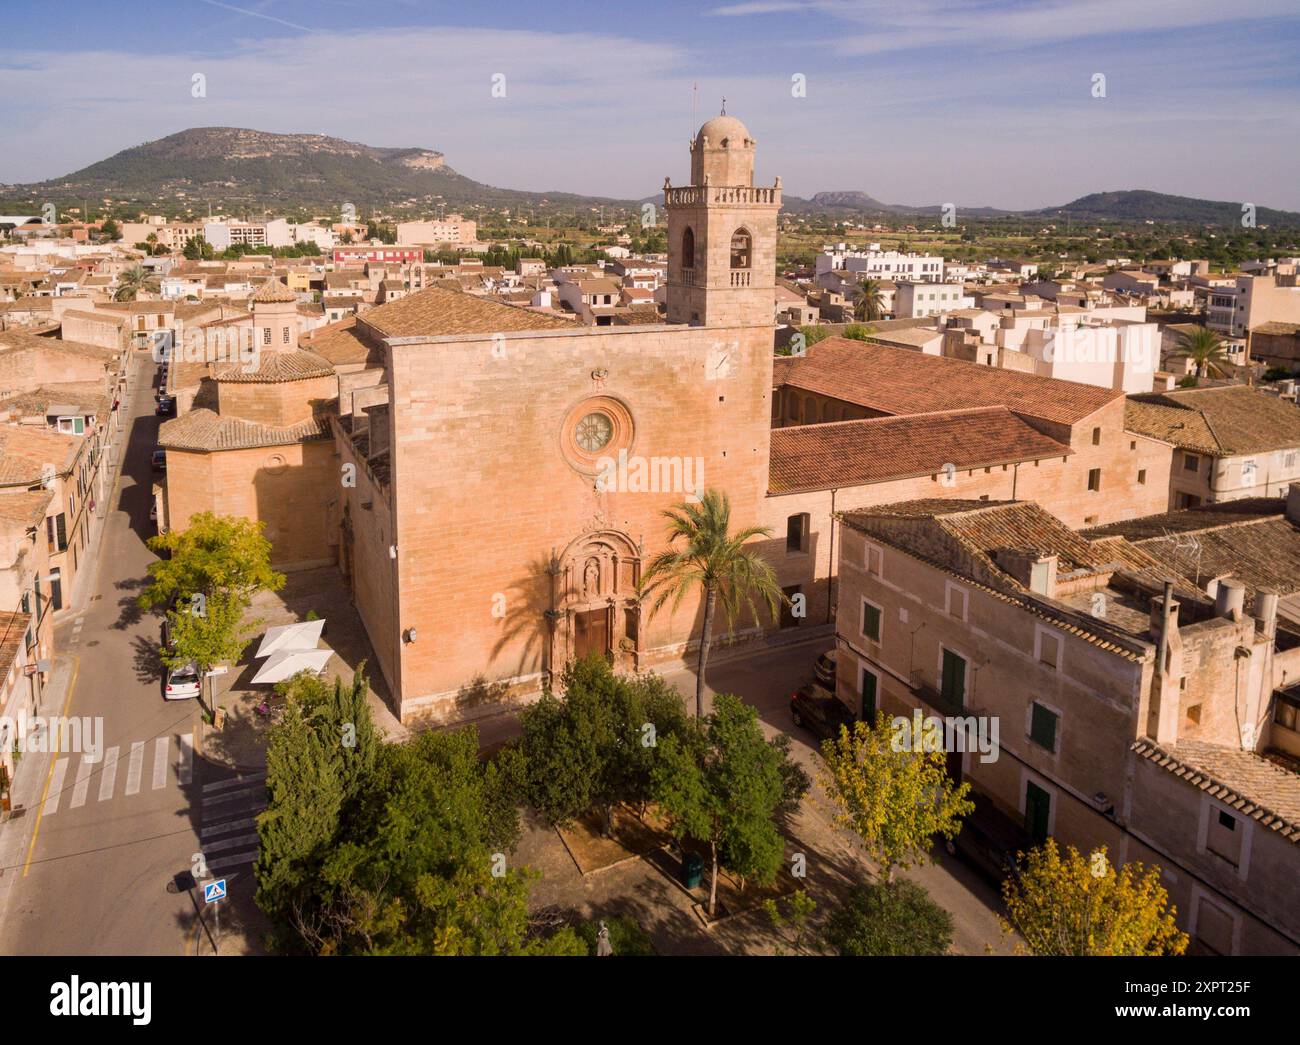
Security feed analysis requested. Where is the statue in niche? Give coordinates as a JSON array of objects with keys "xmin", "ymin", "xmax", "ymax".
[{"xmin": 582, "ymin": 558, "xmax": 601, "ymax": 600}]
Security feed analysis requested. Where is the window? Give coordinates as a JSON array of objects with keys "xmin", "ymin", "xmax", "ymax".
[
  {"xmin": 1087, "ymin": 468, "xmax": 1101, "ymax": 491},
  {"xmin": 1275, "ymin": 693, "xmax": 1300, "ymax": 732},
  {"xmin": 1137, "ymin": 469, "xmax": 1147, "ymax": 485},
  {"xmin": 680, "ymin": 227, "xmax": 695, "ymax": 269},
  {"xmin": 1183, "ymin": 452, "xmax": 1199, "ymax": 473},
  {"xmin": 1241, "ymin": 459, "xmax": 1257, "ymax": 486},
  {"xmin": 1029, "ymin": 702, "xmax": 1059, "ymax": 752},
  {"xmin": 263, "ymin": 327, "xmax": 272, "ymax": 345},
  {"xmin": 49, "ymin": 568, "xmax": 62, "ymax": 611},
  {"xmin": 1037, "ymin": 630, "xmax": 1061, "ymax": 669},
  {"xmin": 1206, "ymin": 807, "xmax": 1242, "ymax": 867},
  {"xmin": 785, "ymin": 513, "xmax": 810, "ymax": 554},
  {"xmin": 1091, "ymin": 427, "xmax": 1101, "ymax": 446},
  {"xmin": 860, "ymin": 599, "xmax": 882, "ymax": 642},
  {"xmin": 46, "ymin": 513, "xmax": 67, "ymax": 553},
  {"xmin": 945, "ymin": 583, "xmax": 967, "ymax": 620},
  {"xmin": 940, "ymin": 649, "xmax": 966, "ymax": 709},
  {"xmin": 282, "ymin": 327, "xmax": 291, "ymax": 344},
  {"xmin": 729, "ymin": 228, "xmax": 752, "ymax": 269},
  {"xmin": 864, "ymin": 544, "xmax": 883, "ymax": 576}
]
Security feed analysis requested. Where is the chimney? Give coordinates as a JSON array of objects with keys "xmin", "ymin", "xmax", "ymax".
[
  {"xmin": 1215, "ymin": 578, "xmax": 1245, "ymax": 621},
  {"xmin": 1257, "ymin": 589, "xmax": 1279, "ymax": 641},
  {"xmin": 1148, "ymin": 581, "xmax": 1184, "ymax": 744},
  {"xmin": 1287, "ymin": 482, "xmax": 1300, "ymax": 524},
  {"xmin": 998, "ymin": 550, "xmax": 1058, "ymax": 596}
]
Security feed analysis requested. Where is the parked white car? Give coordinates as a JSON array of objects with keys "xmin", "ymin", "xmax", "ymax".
[{"xmin": 164, "ymin": 663, "xmax": 201, "ymax": 700}]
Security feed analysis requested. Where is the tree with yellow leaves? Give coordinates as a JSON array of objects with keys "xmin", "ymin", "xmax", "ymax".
[
  {"xmin": 818, "ymin": 715, "xmax": 973, "ymax": 879},
  {"xmin": 1001, "ymin": 841, "xmax": 1189, "ymax": 955}
]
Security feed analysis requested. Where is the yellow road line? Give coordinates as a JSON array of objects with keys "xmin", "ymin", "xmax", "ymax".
[{"xmin": 23, "ymin": 655, "xmax": 80, "ymax": 877}]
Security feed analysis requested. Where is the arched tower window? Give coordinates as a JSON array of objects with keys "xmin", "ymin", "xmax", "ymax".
[
  {"xmin": 681, "ymin": 226, "xmax": 696, "ymax": 271},
  {"xmin": 730, "ymin": 228, "xmax": 752, "ymax": 269}
]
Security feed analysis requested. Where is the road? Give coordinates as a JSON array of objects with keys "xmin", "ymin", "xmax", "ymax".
[{"xmin": 0, "ymin": 351, "xmax": 262, "ymax": 956}]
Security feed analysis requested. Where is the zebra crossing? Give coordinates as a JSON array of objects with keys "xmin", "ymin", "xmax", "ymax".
[
  {"xmin": 39, "ymin": 732, "xmax": 195, "ymax": 817},
  {"xmin": 198, "ymin": 772, "xmax": 266, "ymax": 876}
]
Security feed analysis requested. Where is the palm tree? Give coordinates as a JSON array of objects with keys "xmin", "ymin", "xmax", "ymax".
[
  {"xmin": 638, "ymin": 489, "xmax": 784, "ymax": 718},
  {"xmin": 114, "ymin": 266, "xmax": 158, "ymax": 302},
  {"xmin": 854, "ymin": 278, "xmax": 884, "ymax": 322},
  {"xmin": 1173, "ymin": 326, "xmax": 1232, "ymax": 381}
]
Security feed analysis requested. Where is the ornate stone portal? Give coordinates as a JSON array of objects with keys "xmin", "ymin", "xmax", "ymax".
[{"xmin": 548, "ymin": 528, "xmax": 643, "ymax": 677}]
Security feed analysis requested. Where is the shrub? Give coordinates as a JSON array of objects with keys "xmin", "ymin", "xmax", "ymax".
[{"xmin": 823, "ymin": 879, "xmax": 953, "ymax": 956}]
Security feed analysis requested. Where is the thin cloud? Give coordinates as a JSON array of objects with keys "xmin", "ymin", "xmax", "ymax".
[{"xmin": 193, "ymin": 0, "xmax": 314, "ymax": 33}]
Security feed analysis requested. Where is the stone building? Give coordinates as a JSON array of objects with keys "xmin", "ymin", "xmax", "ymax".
[{"xmin": 160, "ymin": 113, "xmax": 1173, "ymax": 724}]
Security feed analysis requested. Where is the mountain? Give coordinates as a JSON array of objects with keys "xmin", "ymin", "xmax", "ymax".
[
  {"xmin": 3, "ymin": 128, "xmax": 1297, "ymax": 227},
  {"xmin": 1024, "ymin": 189, "xmax": 1300, "ymax": 227},
  {"xmin": 0, "ymin": 127, "xmax": 637, "ymax": 215}
]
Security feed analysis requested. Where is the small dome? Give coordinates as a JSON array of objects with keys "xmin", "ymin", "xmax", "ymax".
[{"xmin": 695, "ymin": 114, "xmax": 752, "ymax": 148}]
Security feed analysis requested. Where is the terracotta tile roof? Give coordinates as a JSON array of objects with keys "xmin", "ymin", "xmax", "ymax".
[
  {"xmin": 362, "ymin": 286, "xmax": 573, "ymax": 339},
  {"xmin": 777, "ymin": 337, "xmax": 1119, "ymax": 426},
  {"xmin": 0, "ymin": 489, "xmax": 54, "ymax": 527},
  {"xmin": 0, "ymin": 382, "xmax": 112, "ymax": 418},
  {"xmin": 769, "ymin": 407, "xmax": 1071, "ymax": 494},
  {"xmin": 1132, "ymin": 739, "xmax": 1300, "ymax": 843},
  {"xmin": 250, "ymin": 279, "xmax": 297, "ymax": 303},
  {"xmin": 841, "ymin": 499, "xmax": 1150, "ymax": 660},
  {"xmin": 302, "ymin": 316, "xmax": 383, "ymax": 368},
  {"xmin": 0, "ymin": 609, "xmax": 32, "ymax": 678},
  {"xmin": 0, "ymin": 329, "xmax": 118, "ymax": 361},
  {"xmin": 158, "ymin": 407, "xmax": 333, "ymax": 452},
  {"xmin": 214, "ymin": 350, "xmax": 334, "ymax": 383},
  {"xmin": 1127, "ymin": 385, "xmax": 1300, "ymax": 455},
  {"xmin": 0, "ymin": 426, "xmax": 80, "ymax": 483},
  {"xmin": 1085, "ymin": 501, "xmax": 1300, "ymax": 600},
  {"xmin": 866, "ymin": 327, "xmax": 943, "ymax": 349}
]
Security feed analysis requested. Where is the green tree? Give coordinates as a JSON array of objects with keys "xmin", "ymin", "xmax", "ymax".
[
  {"xmin": 1173, "ymin": 326, "xmax": 1232, "ymax": 379},
  {"xmin": 854, "ymin": 277, "xmax": 885, "ymax": 321},
  {"xmin": 114, "ymin": 265, "xmax": 158, "ymax": 301},
  {"xmin": 842, "ymin": 323, "xmax": 875, "ymax": 341},
  {"xmin": 160, "ymin": 588, "xmax": 250, "ymax": 685},
  {"xmin": 639, "ymin": 490, "xmax": 783, "ymax": 718},
  {"xmin": 823, "ymin": 879, "xmax": 953, "ymax": 956},
  {"xmin": 762, "ymin": 889, "xmax": 819, "ymax": 955},
  {"xmin": 519, "ymin": 656, "xmax": 687, "ymax": 834},
  {"xmin": 1001, "ymin": 841, "xmax": 1189, "ymax": 956},
  {"xmin": 819, "ymin": 715, "xmax": 973, "ymax": 878},
  {"xmin": 651, "ymin": 693, "xmax": 804, "ymax": 917},
  {"xmin": 99, "ymin": 218, "xmax": 121, "ymax": 242},
  {"xmin": 183, "ymin": 235, "xmax": 213, "ymax": 261},
  {"xmin": 139, "ymin": 512, "xmax": 284, "ymax": 612}
]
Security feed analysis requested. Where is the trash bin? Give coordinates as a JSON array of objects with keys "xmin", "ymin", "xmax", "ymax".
[{"xmin": 683, "ymin": 853, "xmax": 704, "ymax": 890}]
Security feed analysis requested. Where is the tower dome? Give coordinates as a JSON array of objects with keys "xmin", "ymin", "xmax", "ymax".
[{"xmin": 691, "ymin": 111, "xmax": 756, "ymax": 186}]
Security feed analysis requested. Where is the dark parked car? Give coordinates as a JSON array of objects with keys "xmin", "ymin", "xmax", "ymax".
[
  {"xmin": 947, "ymin": 791, "xmax": 1034, "ymax": 886},
  {"xmin": 814, "ymin": 648, "xmax": 837, "ymax": 687},
  {"xmin": 151, "ymin": 449, "xmax": 166, "ymax": 471},
  {"xmin": 156, "ymin": 396, "xmax": 175, "ymax": 416},
  {"xmin": 789, "ymin": 684, "xmax": 856, "ymax": 741}
]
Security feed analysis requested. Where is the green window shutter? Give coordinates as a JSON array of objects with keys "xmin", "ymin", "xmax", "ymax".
[
  {"xmin": 860, "ymin": 670, "xmax": 877, "ymax": 722},
  {"xmin": 1026, "ymin": 782, "xmax": 1051, "ymax": 844},
  {"xmin": 56, "ymin": 513, "xmax": 67, "ymax": 552},
  {"xmin": 941, "ymin": 649, "xmax": 965, "ymax": 708},
  {"xmin": 863, "ymin": 602, "xmax": 881, "ymax": 641},
  {"xmin": 1030, "ymin": 703, "xmax": 1059, "ymax": 752}
]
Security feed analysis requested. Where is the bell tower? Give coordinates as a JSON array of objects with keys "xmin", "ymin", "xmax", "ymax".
[{"xmin": 664, "ymin": 112, "xmax": 781, "ymax": 328}]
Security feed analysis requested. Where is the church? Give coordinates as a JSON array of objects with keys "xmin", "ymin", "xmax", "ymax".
[{"xmin": 162, "ymin": 113, "xmax": 1170, "ymax": 723}]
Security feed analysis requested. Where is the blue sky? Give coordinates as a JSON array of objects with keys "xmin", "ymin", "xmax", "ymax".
[{"xmin": 3, "ymin": 0, "xmax": 1299, "ymax": 209}]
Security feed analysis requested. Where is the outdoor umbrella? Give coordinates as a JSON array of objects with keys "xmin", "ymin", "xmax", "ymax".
[
  {"xmin": 250, "ymin": 648, "xmax": 333, "ymax": 685},
  {"xmin": 254, "ymin": 619, "xmax": 326, "ymax": 659}
]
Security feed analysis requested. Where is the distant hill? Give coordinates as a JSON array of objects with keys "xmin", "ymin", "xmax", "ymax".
[
  {"xmin": 1024, "ymin": 189, "xmax": 1300, "ymax": 227},
  {"xmin": 3, "ymin": 128, "xmax": 1297, "ymax": 227},
  {"xmin": 0, "ymin": 127, "xmax": 637, "ymax": 215}
]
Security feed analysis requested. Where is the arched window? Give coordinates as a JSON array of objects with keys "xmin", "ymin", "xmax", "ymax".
[
  {"xmin": 681, "ymin": 227, "xmax": 696, "ymax": 270},
  {"xmin": 730, "ymin": 228, "xmax": 752, "ymax": 269}
]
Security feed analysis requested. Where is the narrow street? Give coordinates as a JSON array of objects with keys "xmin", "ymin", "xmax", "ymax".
[{"xmin": 0, "ymin": 351, "xmax": 259, "ymax": 956}]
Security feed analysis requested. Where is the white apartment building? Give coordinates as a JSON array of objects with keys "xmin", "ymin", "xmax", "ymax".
[
  {"xmin": 396, "ymin": 215, "xmax": 478, "ymax": 247},
  {"xmin": 894, "ymin": 280, "xmax": 973, "ymax": 318},
  {"xmin": 816, "ymin": 248, "xmax": 944, "ymax": 283}
]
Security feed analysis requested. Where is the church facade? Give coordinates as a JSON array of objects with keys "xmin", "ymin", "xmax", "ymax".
[{"xmin": 161, "ymin": 114, "xmax": 1171, "ymax": 724}]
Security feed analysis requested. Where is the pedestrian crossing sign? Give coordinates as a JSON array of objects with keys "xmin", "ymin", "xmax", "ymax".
[{"xmin": 203, "ymin": 879, "xmax": 227, "ymax": 903}]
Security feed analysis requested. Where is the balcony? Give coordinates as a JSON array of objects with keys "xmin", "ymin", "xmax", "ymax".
[
  {"xmin": 909, "ymin": 671, "xmax": 966, "ymax": 718},
  {"xmin": 664, "ymin": 185, "xmax": 781, "ymax": 207}
]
